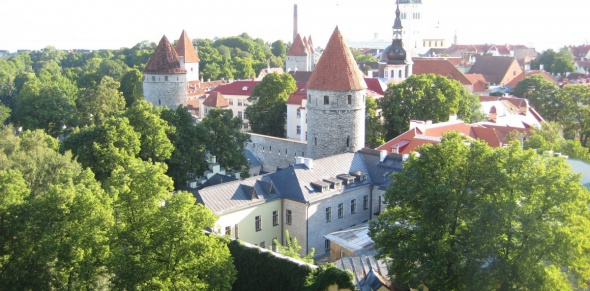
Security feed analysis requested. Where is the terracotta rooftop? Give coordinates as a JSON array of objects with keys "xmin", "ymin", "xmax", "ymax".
[
  {"xmin": 286, "ymin": 83, "xmax": 308, "ymax": 106},
  {"xmin": 412, "ymin": 58, "xmax": 471, "ymax": 85},
  {"xmin": 187, "ymin": 79, "xmax": 226, "ymax": 97},
  {"xmin": 506, "ymin": 70, "xmax": 558, "ymax": 89},
  {"xmin": 364, "ymin": 78, "xmax": 385, "ymax": 97},
  {"xmin": 307, "ymin": 27, "xmax": 367, "ymax": 91},
  {"xmin": 289, "ymin": 71, "xmax": 313, "ymax": 84},
  {"xmin": 175, "ymin": 30, "xmax": 200, "ymax": 63},
  {"xmin": 287, "ymin": 33, "xmax": 308, "ymax": 56},
  {"xmin": 464, "ymin": 74, "xmax": 489, "ymax": 92},
  {"xmin": 211, "ymin": 80, "xmax": 260, "ymax": 96},
  {"xmin": 202, "ymin": 91, "xmax": 229, "ymax": 108},
  {"xmin": 144, "ymin": 35, "xmax": 187, "ymax": 75},
  {"xmin": 468, "ymin": 55, "xmax": 519, "ymax": 85}
]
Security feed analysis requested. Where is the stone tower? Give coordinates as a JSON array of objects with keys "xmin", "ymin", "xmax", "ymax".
[
  {"xmin": 306, "ymin": 27, "xmax": 367, "ymax": 160},
  {"xmin": 175, "ymin": 30, "xmax": 200, "ymax": 82},
  {"xmin": 378, "ymin": 0, "xmax": 412, "ymax": 83},
  {"xmin": 286, "ymin": 33, "xmax": 311, "ymax": 72},
  {"xmin": 143, "ymin": 35, "xmax": 187, "ymax": 108}
]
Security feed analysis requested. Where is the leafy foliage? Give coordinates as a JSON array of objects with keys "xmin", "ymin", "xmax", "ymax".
[
  {"xmin": 200, "ymin": 109, "xmax": 249, "ymax": 174},
  {"xmin": 246, "ymin": 72, "xmax": 297, "ymax": 137},
  {"xmin": 370, "ymin": 132, "xmax": 590, "ymax": 290},
  {"xmin": 365, "ymin": 95, "xmax": 385, "ymax": 148},
  {"xmin": 380, "ymin": 74, "xmax": 483, "ymax": 140},
  {"xmin": 273, "ymin": 230, "xmax": 315, "ymax": 264}
]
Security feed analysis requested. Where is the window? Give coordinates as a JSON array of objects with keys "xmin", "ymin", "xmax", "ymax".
[
  {"xmin": 273, "ymin": 210, "xmax": 278, "ymax": 226},
  {"xmin": 158, "ymin": 99, "xmax": 161, "ymax": 106},
  {"xmin": 297, "ymin": 109, "xmax": 301, "ymax": 118},
  {"xmin": 164, "ymin": 76, "xmax": 168, "ymax": 81},
  {"xmin": 314, "ymin": 137, "xmax": 317, "ymax": 146},
  {"xmin": 260, "ymin": 241, "xmax": 265, "ymax": 249},
  {"xmin": 238, "ymin": 100, "xmax": 243, "ymax": 106},
  {"xmin": 255, "ymin": 215, "xmax": 262, "ymax": 231},
  {"xmin": 243, "ymin": 123, "xmax": 249, "ymax": 130},
  {"xmin": 151, "ymin": 76, "xmax": 155, "ymax": 81},
  {"xmin": 235, "ymin": 224, "xmax": 239, "ymax": 239},
  {"xmin": 286, "ymin": 210, "xmax": 292, "ymax": 225},
  {"xmin": 229, "ymin": 99, "xmax": 234, "ymax": 105},
  {"xmin": 272, "ymin": 239, "xmax": 277, "ymax": 251},
  {"xmin": 338, "ymin": 203, "xmax": 343, "ymax": 218},
  {"xmin": 325, "ymin": 207, "xmax": 331, "ymax": 222},
  {"xmin": 324, "ymin": 95, "xmax": 329, "ymax": 105},
  {"xmin": 346, "ymin": 136, "xmax": 350, "ymax": 148},
  {"xmin": 351, "ymin": 199, "xmax": 357, "ymax": 214},
  {"xmin": 325, "ymin": 239, "xmax": 330, "ymax": 251},
  {"xmin": 347, "ymin": 95, "xmax": 352, "ymax": 105},
  {"xmin": 243, "ymin": 112, "xmax": 247, "ymax": 120},
  {"xmin": 363, "ymin": 195, "xmax": 369, "ymax": 210},
  {"xmin": 297, "ymin": 126, "xmax": 301, "ymax": 134},
  {"xmin": 225, "ymin": 226, "xmax": 231, "ymax": 236},
  {"xmin": 238, "ymin": 111, "xmax": 243, "ymax": 119}
]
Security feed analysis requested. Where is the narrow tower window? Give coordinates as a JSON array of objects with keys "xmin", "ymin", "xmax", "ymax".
[
  {"xmin": 347, "ymin": 95, "xmax": 352, "ymax": 105},
  {"xmin": 346, "ymin": 135, "xmax": 350, "ymax": 148},
  {"xmin": 315, "ymin": 137, "xmax": 317, "ymax": 146},
  {"xmin": 324, "ymin": 95, "xmax": 329, "ymax": 105}
]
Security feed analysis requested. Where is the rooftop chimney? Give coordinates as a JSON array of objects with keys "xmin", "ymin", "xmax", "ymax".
[{"xmin": 379, "ymin": 150, "xmax": 387, "ymax": 162}]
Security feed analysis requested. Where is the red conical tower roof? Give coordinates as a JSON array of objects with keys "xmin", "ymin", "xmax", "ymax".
[
  {"xmin": 144, "ymin": 35, "xmax": 187, "ymax": 74},
  {"xmin": 176, "ymin": 30, "xmax": 200, "ymax": 63},
  {"xmin": 307, "ymin": 27, "xmax": 367, "ymax": 91},
  {"xmin": 287, "ymin": 33, "xmax": 308, "ymax": 56}
]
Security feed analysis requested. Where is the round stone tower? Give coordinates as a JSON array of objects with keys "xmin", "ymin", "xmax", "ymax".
[
  {"xmin": 306, "ymin": 27, "xmax": 367, "ymax": 160},
  {"xmin": 143, "ymin": 35, "xmax": 187, "ymax": 108}
]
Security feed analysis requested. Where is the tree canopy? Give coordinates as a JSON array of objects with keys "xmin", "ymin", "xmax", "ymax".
[
  {"xmin": 246, "ymin": 72, "xmax": 297, "ymax": 137},
  {"xmin": 370, "ymin": 132, "xmax": 590, "ymax": 290},
  {"xmin": 380, "ymin": 74, "xmax": 484, "ymax": 140}
]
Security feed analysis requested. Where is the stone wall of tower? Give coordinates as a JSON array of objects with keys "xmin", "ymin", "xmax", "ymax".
[
  {"xmin": 143, "ymin": 73, "xmax": 187, "ymax": 108},
  {"xmin": 246, "ymin": 133, "xmax": 307, "ymax": 172},
  {"xmin": 306, "ymin": 89, "xmax": 366, "ymax": 159},
  {"xmin": 286, "ymin": 56, "xmax": 310, "ymax": 72}
]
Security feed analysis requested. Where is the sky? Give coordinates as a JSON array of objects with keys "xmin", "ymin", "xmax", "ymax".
[{"xmin": 1, "ymin": 0, "xmax": 588, "ymax": 53}]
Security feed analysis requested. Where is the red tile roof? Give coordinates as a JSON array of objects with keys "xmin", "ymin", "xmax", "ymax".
[
  {"xmin": 307, "ymin": 27, "xmax": 367, "ymax": 91},
  {"xmin": 412, "ymin": 59, "xmax": 471, "ymax": 85},
  {"xmin": 202, "ymin": 91, "xmax": 229, "ymax": 108},
  {"xmin": 307, "ymin": 35, "xmax": 315, "ymax": 53},
  {"xmin": 464, "ymin": 74, "xmax": 489, "ymax": 91},
  {"xmin": 175, "ymin": 30, "xmax": 200, "ymax": 63},
  {"xmin": 286, "ymin": 83, "xmax": 308, "ymax": 105},
  {"xmin": 187, "ymin": 80, "xmax": 226, "ymax": 97},
  {"xmin": 376, "ymin": 119, "xmax": 530, "ymax": 154},
  {"xmin": 211, "ymin": 80, "xmax": 260, "ymax": 96},
  {"xmin": 144, "ymin": 35, "xmax": 187, "ymax": 75},
  {"xmin": 506, "ymin": 70, "xmax": 558, "ymax": 89},
  {"xmin": 287, "ymin": 33, "xmax": 308, "ymax": 56},
  {"xmin": 364, "ymin": 78, "xmax": 385, "ymax": 97},
  {"xmin": 468, "ymin": 55, "xmax": 521, "ymax": 85}
]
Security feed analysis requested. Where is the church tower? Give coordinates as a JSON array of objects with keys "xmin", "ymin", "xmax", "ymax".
[
  {"xmin": 306, "ymin": 27, "xmax": 367, "ymax": 160},
  {"xmin": 143, "ymin": 35, "xmax": 187, "ymax": 108},
  {"xmin": 175, "ymin": 30, "xmax": 200, "ymax": 82},
  {"xmin": 378, "ymin": 0, "xmax": 412, "ymax": 83}
]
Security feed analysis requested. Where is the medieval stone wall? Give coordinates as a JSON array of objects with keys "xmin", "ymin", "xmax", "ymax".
[
  {"xmin": 306, "ymin": 89, "xmax": 366, "ymax": 159},
  {"xmin": 246, "ymin": 133, "xmax": 307, "ymax": 172},
  {"xmin": 143, "ymin": 73, "xmax": 187, "ymax": 108}
]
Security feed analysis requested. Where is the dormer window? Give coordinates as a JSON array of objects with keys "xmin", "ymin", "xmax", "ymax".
[{"xmin": 311, "ymin": 181, "xmax": 331, "ymax": 192}]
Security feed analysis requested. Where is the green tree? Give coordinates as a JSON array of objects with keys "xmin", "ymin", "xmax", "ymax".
[
  {"xmin": 106, "ymin": 160, "xmax": 236, "ymax": 290},
  {"xmin": 0, "ymin": 128, "xmax": 113, "ymax": 290},
  {"xmin": 199, "ymin": 109, "xmax": 249, "ymax": 173},
  {"xmin": 271, "ymin": 40, "xmax": 287, "ymax": 57},
  {"xmin": 161, "ymin": 106, "xmax": 208, "ymax": 186},
  {"xmin": 246, "ymin": 72, "xmax": 296, "ymax": 137},
  {"xmin": 76, "ymin": 75, "xmax": 126, "ymax": 126},
  {"xmin": 369, "ymin": 132, "xmax": 590, "ymax": 290},
  {"xmin": 273, "ymin": 230, "xmax": 315, "ymax": 264},
  {"xmin": 513, "ymin": 75, "xmax": 560, "ymax": 119},
  {"xmin": 380, "ymin": 74, "xmax": 482, "ymax": 140},
  {"xmin": 61, "ymin": 117, "xmax": 141, "ymax": 181},
  {"xmin": 119, "ymin": 68, "xmax": 144, "ymax": 107},
  {"xmin": 350, "ymin": 48, "xmax": 378, "ymax": 63},
  {"xmin": 124, "ymin": 99, "xmax": 174, "ymax": 163},
  {"xmin": 523, "ymin": 122, "xmax": 590, "ymax": 162},
  {"xmin": 0, "ymin": 104, "xmax": 10, "ymax": 124},
  {"xmin": 557, "ymin": 84, "xmax": 590, "ymax": 147},
  {"xmin": 14, "ymin": 73, "xmax": 78, "ymax": 136},
  {"xmin": 365, "ymin": 96, "xmax": 385, "ymax": 148}
]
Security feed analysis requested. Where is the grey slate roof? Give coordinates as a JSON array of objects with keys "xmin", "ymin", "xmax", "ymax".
[
  {"xmin": 194, "ymin": 150, "xmax": 404, "ymax": 214},
  {"xmin": 334, "ymin": 256, "xmax": 390, "ymax": 289},
  {"xmin": 244, "ymin": 149, "xmax": 262, "ymax": 168}
]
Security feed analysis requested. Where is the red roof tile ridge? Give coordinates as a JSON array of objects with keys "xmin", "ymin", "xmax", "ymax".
[
  {"xmin": 176, "ymin": 30, "xmax": 200, "ymax": 63},
  {"xmin": 202, "ymin": 91, "xmax": 229, "ymax": 108},
  {"xmin": 144, "ymin": 35, "xmax": 187, "ymax": 75},
  {"xmin": 307, "ymin": 27, "xmax": 367, "ymax": 91},
  {"xmin": 287, "ymin": 33, "xmax": 308, "ymax": 56}
]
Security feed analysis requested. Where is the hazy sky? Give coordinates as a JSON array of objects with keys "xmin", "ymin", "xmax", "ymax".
[{"xmin": 1, "ymin": 0, "xmax": 587, "ymax": 52}]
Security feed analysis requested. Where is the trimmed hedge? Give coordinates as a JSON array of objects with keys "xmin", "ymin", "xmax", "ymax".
[{"xmin": 229, "ymin": 240, "xmax": 356, "ymax": 291}]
